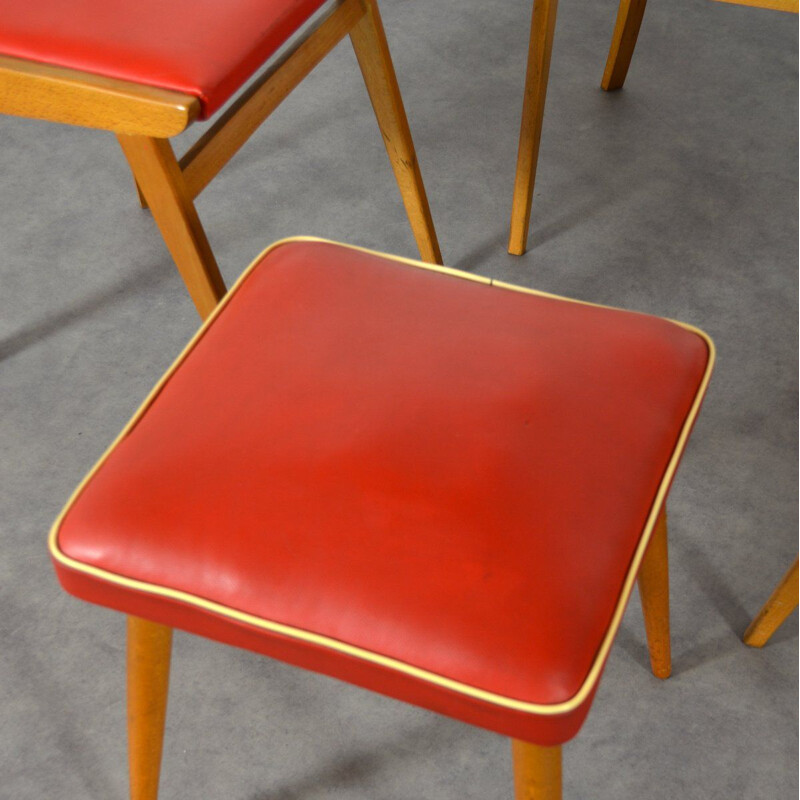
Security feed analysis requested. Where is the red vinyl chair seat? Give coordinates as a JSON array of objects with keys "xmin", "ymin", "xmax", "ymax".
[
  {"xmin": 50, "ymin": 239, "xmax": 713, "ymax": 745},
  {"xmin": 0, "ymin": 0, "xmax": 329, "ymax": 117}
]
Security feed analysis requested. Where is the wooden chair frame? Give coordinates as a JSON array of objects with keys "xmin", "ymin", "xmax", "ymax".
[
  {"xmin": 743, "ymin": 557, "xmax": 799, "ymax": 647},
  {"xmin": 508, "ymin": 0, "xmax": 797, "ymax": 256},
  {"xmin": 126, "ymin": 505, "xmax": 672, "ymax": 799},
  {"xmin": 0, "ymin": 0, "xmax": 441, "ymax": 320},
  {"xmin": 602, "ymin": 0, "xmax": 797, "ymax": 96},
  {"xmin": 507, "ymin": 0, "xmax": 645, "ymax": 256}
]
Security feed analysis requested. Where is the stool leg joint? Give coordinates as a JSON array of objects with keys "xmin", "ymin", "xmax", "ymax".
[
  {"xmin": 638, "ymin": 506, "xmax": 672, "ymax": 679},
  {"xmin": 511, "ymin": 739, "xmax": 562, "ymax": 800},
  {"xmin": 127, "ymin": 616, "xmax": 173, "ymax": 800}
]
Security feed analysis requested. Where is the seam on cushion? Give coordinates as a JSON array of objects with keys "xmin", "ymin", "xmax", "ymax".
[{"xmin": 49, "ymin": 236, "xmax": 716, "ymax": 717}]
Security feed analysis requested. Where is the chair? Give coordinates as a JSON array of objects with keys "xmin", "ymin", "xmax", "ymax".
[
  {"xmin": 50, "ymin": 238, "xmax": 714, "ymax": 798},
  {"xmin": 602, "ymin": 0, "xmax": 798, "ymax": 93},
  {"xmin": 743, "ymin": 558, "xmax": 799, "ymax": 647},
  {"xmin": 0, "ymin": 0, "xmax": 441, "ymax": 320},
  {"xmin": 508, "ymin": 0, "xmax": 798, "ymax": 256}
]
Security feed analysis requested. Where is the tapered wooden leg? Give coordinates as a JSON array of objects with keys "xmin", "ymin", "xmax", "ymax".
[
  {"xmin": 638, "ymin": 506, "xmax": 671, "ymax": 679},
  {"xmin": 134, "ymin": 180, "xmax": 149, "ymax": 210},
  {"xmin": 116, "ymin": 135, "xmax": 226, "ymax": 320},
  {"xmin": 349, "ymin": 0, "xmax": 442, "ymax": 265},
  {"xmin": 508, "ymin": 0, "xmax": 559, "ymax": 257},
  {"xmin": 128, "ymin": 617, "xmax": 172, "ymax": 800},
  {"xmin": 601, "ymin": 0, "xmax": 648, "ymax": 91},
  {"xmin": 743, "ymin": 558, "xmax": 799, "ymax": 648},
  {"xmin": 511, "ymin": 739, "xmax": 562, "ymax": 800}
]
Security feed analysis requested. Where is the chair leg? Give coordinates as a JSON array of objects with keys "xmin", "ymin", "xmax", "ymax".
[
  {"xmin": 511, "ymin": 739, "xmax": 562, "ymax": 800},
  {"xmin": 128, "ymin": 616, "xmax": 172, "ymax": 800},
  {"xmin": 116, "ymin": 135, "xmax": 227, "ymax": 320},
  {"xmin": 743, "ymin": 558, "xmax": 799, "ymax": 648},
  {"xmin": 601, "ymin": 0, "xmax": 648, "ymax": 91},
  {"xmin": 638, "ymin": 506, "xmax": 671, "ymax": 679},
  {"xmin": 508, "ymin": 0, "xmax": 559, "ymax": 257},
  {"xmin": 134, "ymin": 180, "xmax": 149, "ymax": 210},
  {"xmin": 349, "ymin": 0, "xmax": 442, "ymax": 265}
]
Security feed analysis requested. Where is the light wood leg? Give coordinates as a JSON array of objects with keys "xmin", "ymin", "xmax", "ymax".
[
  {"xmin": 134, "ymin": 180, "xmax": 149, "ymax": 210},
  {"xmin": 601, "ymin": 0, "xmax": 648, "ymax": 91},
  {"xmin": 638, "ymin": 506, "xmax": 671, "ymax": 679},
  {"xmin": 743, "ymin": 558, "xmax": 799, "ymax": 647},
  {"xmin": 349, "ymin": 0, "xmax": 442, "ymax": 265},
  {"xmin": 714, "ymin": 0, "xmax": 798, "ymax": 11},
  {"xmin": 511, "ymin": 739, "xmax": 562, "ymax": 800},
  {"xmin": 116, "ymin": 135, "xmax": 226, "ymax": 320},
  {"xmin": 508, "ymin": 0, "xmax": 559, "ymax": 257},
  {"xmin": 128, "ymin": 616, "xmax": 172, "ymax": 800}
]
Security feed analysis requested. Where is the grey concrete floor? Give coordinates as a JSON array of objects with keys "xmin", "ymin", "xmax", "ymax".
[{"xmin": 1, "ymin": 0, "xmax": 797, "ymax": 798}]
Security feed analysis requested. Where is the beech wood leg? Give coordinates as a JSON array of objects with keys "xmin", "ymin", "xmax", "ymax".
[
  {"xmin": 350, "ymin": 0, "xmax": 442, "ymax": 265},
  {"xmin": 714, "ymin": 0, "xmax": 798, "ymax": 10},
  {"xmin": 743, "ymin": 558, "xmax": 799, "ymax": 647},
  {"xmin": 508, "ymin": 0, "xmax": 559, "ymax": 257},
  {"xmin": 132, "ymin": 180, "xmax": 149, "ymax": 209},
  {"xmin": 128, "ymin": 616, "xmax": 172, "ymax": 800},
  {"xmin": 601, "ymin": 0, "xmax": 648, "ymax": 91},
  {"xmin": 638, "ymin": 506, "xmax": 671, "ymax": 679},
  {"xmin": 116, "ymin": 135, "xmax": 226, "ymax": 320},
  {"xmin": 511, "ymin": 739, "xmax": 562, "ymax": 800}
]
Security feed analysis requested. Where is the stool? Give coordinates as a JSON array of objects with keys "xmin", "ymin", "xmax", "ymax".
[
  {"xmin": 50, "ymin": 238, "xmax": 714, "ymax": 798},
  {"xmin": 507, "ymin": 0, "xmax": 797, "ymax": 256},
  {"xmin": 0, "ymin": 0, "xmax": 441, "ymax": 320}
]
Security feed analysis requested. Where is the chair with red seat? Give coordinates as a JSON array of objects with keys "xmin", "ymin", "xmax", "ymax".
[
  {"xmin": 602, "ymin": 0, "xmax": 798, "ymax": 96},
  {"xmin": 0, "ymin": 0, "xmax": 441, "ymax": 319},
  {"xmin": 50, "ymin": 238, "xmax": 714, "ymax": 798},
  {"xmin": 507, "ymin": 0, "xmax": 797, "ymax": 256}
]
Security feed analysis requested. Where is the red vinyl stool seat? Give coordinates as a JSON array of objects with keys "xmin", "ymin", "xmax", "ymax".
[{"xmin": 50, "ymin": 238, "xmax": 713, "ymax": 793}]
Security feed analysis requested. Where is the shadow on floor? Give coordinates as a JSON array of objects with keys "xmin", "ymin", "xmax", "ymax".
[
  {"xmin": 0, "ymin": 257, "xmax": 175, "ymax": 362},
  {"xmin": 612, "ymin": 534, "xmax": 788, "ymax": 679},
  {"xmin": 2, "ymin": 595, "xmax": 120, "ymax": 798},
  {"xmin": 452, "ymin": 233, "xmax": 508, "ymax": 272},
  {"xmin": 247, "ymin": 716, "xmax": 460, "ymax": 800}
]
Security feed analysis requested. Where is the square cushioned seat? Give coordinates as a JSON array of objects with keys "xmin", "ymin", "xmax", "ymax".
[
  {"xmin": 0, "ymin": 0, "xmax": 329, "ymax": 117},
  {"xmin": 50, "ymin": 239, "xmax": 713, "ymax": 745}
]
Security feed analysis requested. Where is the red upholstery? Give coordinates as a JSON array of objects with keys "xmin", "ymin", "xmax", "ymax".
[
  {"xmin": 51, "ymin": 239, "xmax": 712, "ymax": 745},
  {"xmin": 0, "ymin": 0, "xmax": 328, "ymax": 117}
]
